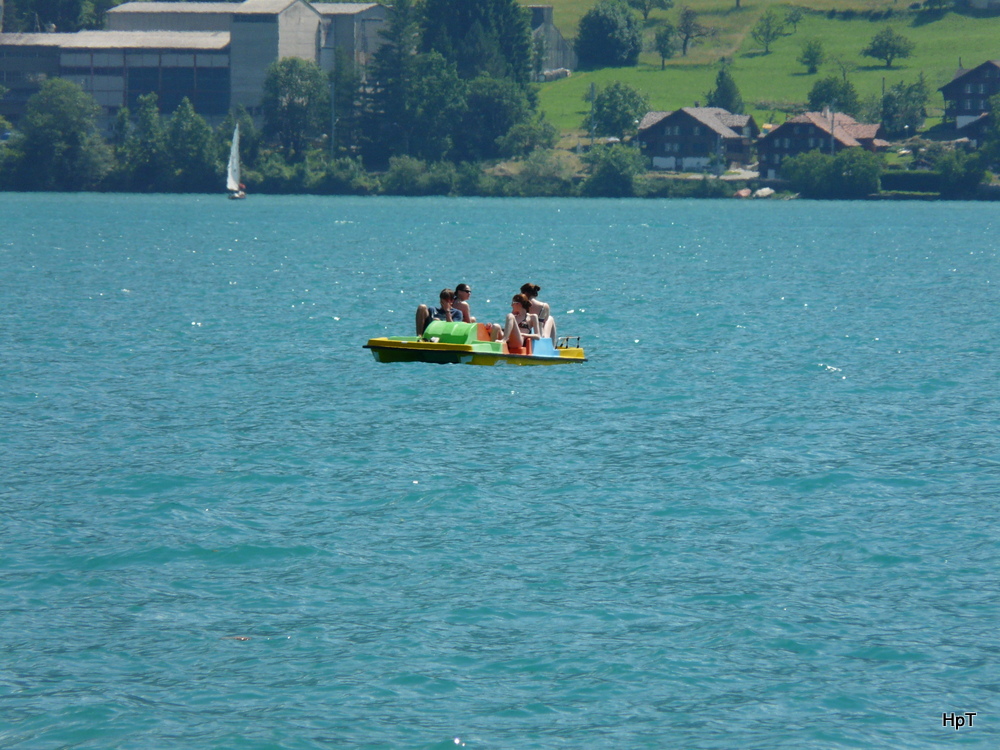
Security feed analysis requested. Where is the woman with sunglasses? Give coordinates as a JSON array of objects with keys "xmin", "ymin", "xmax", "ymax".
[{"xmin": 453, "ymin": 283, "xmax": 475, "ymax": 324}]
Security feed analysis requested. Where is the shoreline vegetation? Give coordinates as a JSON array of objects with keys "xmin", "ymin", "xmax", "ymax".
[{"xmin": 1, "ymin": 0, "xmax": 999, "ymax": 199}]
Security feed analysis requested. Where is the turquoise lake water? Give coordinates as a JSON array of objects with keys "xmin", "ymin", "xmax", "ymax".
[{"xmin": 2, "ymin": 194, "xmax": 999, "ymax": 748}]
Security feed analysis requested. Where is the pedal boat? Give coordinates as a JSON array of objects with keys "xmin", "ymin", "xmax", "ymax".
[{"xmin": 365, "ymin": 321, "xmax": 586, "ymax": 366}]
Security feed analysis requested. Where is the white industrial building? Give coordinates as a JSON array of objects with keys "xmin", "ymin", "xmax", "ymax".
[{"xmin": 0, "ymin": 0, "xmax": 386, "ymax": 125}]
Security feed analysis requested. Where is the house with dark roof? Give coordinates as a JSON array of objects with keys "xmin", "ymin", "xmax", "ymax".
[
  {"xmin": 939, "ymin": 60, "xmax": 1000, "ymax": 128},
  {"xmin": 757, "ymin": 111, "xmax": 889, "ymax": 179},
  {"xmin": 637, "ymin": 107, "xmax": 758, "ymax": 171}
]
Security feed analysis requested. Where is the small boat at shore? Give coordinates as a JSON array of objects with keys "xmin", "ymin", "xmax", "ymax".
[{"xmin": 365, "ymin": 321, "xmax": 586, "ymax": 366}]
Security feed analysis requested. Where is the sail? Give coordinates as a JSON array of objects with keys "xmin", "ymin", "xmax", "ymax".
[{"xmin": 226, "ymin": 124, "xmax": 241, "ymax": 192}]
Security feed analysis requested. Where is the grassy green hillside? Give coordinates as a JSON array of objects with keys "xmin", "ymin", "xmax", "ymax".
[{"xmin": 524, "ymin": 0, "xmax": 1000, "ymax": 136}]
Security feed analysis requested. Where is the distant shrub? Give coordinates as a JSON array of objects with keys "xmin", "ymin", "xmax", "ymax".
[
  {"xmin": 380, "ymin": 156, "xmax": 459, "ymax": 196},
  {"xmin": 880, "ymin": 170, "xmax": 943, "ymax": 192},
  {"xmin": 638, "ymin": 175, "xmax": 734, "ymax": 198}
]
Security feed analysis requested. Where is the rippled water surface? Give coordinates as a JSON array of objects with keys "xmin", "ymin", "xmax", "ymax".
[{"xmin": 2, "ymin": 194, "xmax": 999, "ymax": 748}]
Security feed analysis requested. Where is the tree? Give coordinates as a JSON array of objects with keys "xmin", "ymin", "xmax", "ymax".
[
  {"xmin": 363, "ymin": 0, "xmax": 421, "ymax": 164},
  {"xmin": 453, "ymin": 75, "xmax": 530, "ymax": 161},
  {"xmin": 981, "ymin": 94, "xmax": 1000, "ymax": 168},
  {"xmin": 165, "ymin": 97, "xmax": 218, "ymax": 191},
  {"xmin": 575, "ymin": 0, "xmax": 643, "ymax": 68},
  {"xmin": 8, "ymin": 78, "xmax": 111, "ymax": 190},
  {"xmin": 782, "ymin": 150, "xmax": 832, "ymax": 198},
  {"xmin": 798, "ymin": 38, "xmax": 824, "ymax": 74},
  {"xmin": 588, "ymin": 81, "xmax": 649, "ymax": 139},
  {"xmin": 705, "ymin": 65, "xmax": 743, "ymax": 114},
  {"xmin": 627, "ymin": 0, "xmax": 672, "ymax": 22},
  {"xmin": 407, "ymin": 52, "xmax": 468, "ymax": 161},
  {"xmin": 828, "ymin": 148, "xmax": 881, "ymax": 197},
  {"xmin": 677, "ymin": 7, "xmax": 713, "ymax": 56},
  {"xmin": 861, "ymin": 27, "xmax": 914, "ymax": 69},
  {"xmin": 581, "ymin": 143, "xmax": 647, "ymax": 197},
  {"xmin": 421, "ymin": 0, "xmax": 533, "ymax": 84},
  {"xmin": 261, "ymin": 57, "xmax": 331, "ymax": 155},
  {"xmin": 122, "ymin": 93, "xmax": 168, "ymax": 191},
  {"xmin": 783, "ymin": 148, "xmax": 881, "ymax": 198},
  {"xmin": 934, "ymin": 148, "xmax": 985, "ymax": 197},
  {"xmin": 879, "ymin": 74, "xmax": 929, "ymax": 136},
  {"xmin": 496, "ymin": 113, "xmax": 558, "ymax": 158},
  {"xmin": 329, "ymin": 48, "xmax": 363, "ymax": 155},
  {"xmin": 808, "ymin": 76, "xmax": 859, "ymax": 117},
  {"xmin": 785, "ymin": 7, "xmax": 804, "ymax": 32},
  {"xmin": 751, "ymin": 9, "xmax": 786, "ymax": 54},
  {"xmin": 654, "ymin": 23, "xmax": 677, "ymax": 69}
]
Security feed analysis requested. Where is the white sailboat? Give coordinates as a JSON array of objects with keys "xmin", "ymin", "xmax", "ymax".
[{"xmin": 226, "ymin": 124, "xmax": 246, "ymax": 199}]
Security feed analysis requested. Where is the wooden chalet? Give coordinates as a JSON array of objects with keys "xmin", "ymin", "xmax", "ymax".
[
  {"xmin": 637, "ymin": 107, "xmax": 758, "ymax": 172},
  {"xmin": 757, "ymin": 111, "xmax": 889, "ymax": 179},
  {"xmin": 939, "ymin": 60, "xmax": 1000, "ymax": 128}
]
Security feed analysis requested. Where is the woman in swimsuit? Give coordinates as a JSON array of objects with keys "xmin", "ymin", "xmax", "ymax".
[
  {"xmin": 453, "ymin": 283, "xmax": 475, "ymax": 324},
  {"xmin": 498, "ymin": 293, "xmax": 540, "ymax": 350},
  {"xmin": 520, "ymin": 283, "xmax": 556, "ymax": 344}
]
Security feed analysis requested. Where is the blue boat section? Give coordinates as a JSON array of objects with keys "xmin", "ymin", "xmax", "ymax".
[{"xmin": 363, "ymin": 321, "xmax": 586, "ymax": 366}]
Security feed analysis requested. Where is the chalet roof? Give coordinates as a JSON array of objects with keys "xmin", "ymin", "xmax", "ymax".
[
  {"xmin": 311, "ymin": 3, "xmax": 381, "ymax": 15},
  {"xmin": 763, "ymin": 111, "xmax": 884, "ymax": 148},
  {"xmin": 638, "ymin": 107, "xmax": 754, "ymax": 138},
  {"xmin": 683, "ymin": 107, "xmax": 747, "ymax": 138},
  {"xmin": 638, "ymin": 111, "xmax": 670, "ymax": 130},
  {"xmin": 0, "ymin": 30, "xmax": 230, "ymax": 49},
  {"xmin": 939, "ymin": 59, "xmax": 1000, "ymax": 91}
]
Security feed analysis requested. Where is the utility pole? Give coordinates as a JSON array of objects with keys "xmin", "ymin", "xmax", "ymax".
[
  {"xmin": 329, "ymin": 65, "xmax": 336, "ymax": 157},
  {"xmin": 589, "ymin": 82, "xmax": 596, "ymax": 144}
]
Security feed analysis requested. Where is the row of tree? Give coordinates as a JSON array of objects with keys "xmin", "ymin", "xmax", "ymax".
[{"xmin": 573, "ymin": 0, "xmax": 919, "ymax": 71}]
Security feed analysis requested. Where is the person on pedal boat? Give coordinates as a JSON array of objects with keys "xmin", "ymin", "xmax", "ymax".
[{"xmin": 416, "ymin": 289, "xmax": 464, "ymax": 335}]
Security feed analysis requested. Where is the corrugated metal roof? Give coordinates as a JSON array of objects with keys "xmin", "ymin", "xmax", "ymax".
[
  {"xmin": 312, "ymin": 3, "xmax": 380, "ymax": 14},
  {"xmin": 233, "ymin": 0, "xmax": 300, "ymax": 13},
  {"xmin": 0, "ymin": 32, "xmax": 72, "ymax": 46},
  {"xmin": 0, "ymin": 30, "xmax": 230, "ymax": 49},
  {"xmin": 107, "ymin": 0, "xmax": 304, "ymax": 15},
  {"xmin": 75, "ymin": 30, "xmax": 229, "ymax": 49},
  {"xmin": 107, "ymin": 2, "xmax": 236, "ymax": 14}
]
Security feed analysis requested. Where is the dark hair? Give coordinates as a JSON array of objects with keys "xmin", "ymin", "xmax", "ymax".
[
  {"xmin": 512, "ymin": 293, "xmax": 532, "ymax": 311},
  {"xmin": 520, "ymin": 283, "xmax": 541, "ymax": 298},
  {"xmin": 439, "ymin": 288, "xmax": 455, "ymax": 301},
  {"xmin": 455, "ymin": 283, "xmax": 471, "ymax": 293}
]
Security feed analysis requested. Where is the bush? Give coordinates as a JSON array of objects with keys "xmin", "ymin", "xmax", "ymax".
[
  {"xmin": 880, "ymin": 170, "xmax": 943, "ymax": 192},
  {"xmin": 783, "ymin": 148, "xmax": 882, "ymax": 198},
  {"xmin": 380, "ymin": 156, "xmax": 460, "ymax": 195},
  {"xmin": 580, "ymin": 143, "xmax": 646, "ymax": 196}
]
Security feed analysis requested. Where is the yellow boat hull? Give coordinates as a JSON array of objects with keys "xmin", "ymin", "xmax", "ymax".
[{"xmin": 364, "ymin": 337, "xmax": 586, "ymax": 366}]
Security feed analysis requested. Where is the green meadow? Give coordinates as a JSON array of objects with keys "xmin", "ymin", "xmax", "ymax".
[{"xmin": 531, "ymin": 0, "xmax": 1000, "ymax": 136}]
